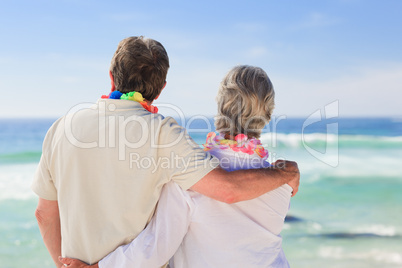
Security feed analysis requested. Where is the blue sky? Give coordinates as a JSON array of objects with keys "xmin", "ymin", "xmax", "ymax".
[{"xmin": 0, "ymin": 0, "xmax": 401, "ymax": 118}]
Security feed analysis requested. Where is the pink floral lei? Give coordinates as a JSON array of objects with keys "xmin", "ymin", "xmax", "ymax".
[{"xmin": 203, "ymin": 132, "xmax": 268, "ymax": 159}]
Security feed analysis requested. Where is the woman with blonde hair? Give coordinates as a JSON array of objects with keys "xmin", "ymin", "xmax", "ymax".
[{"xmin": 61, "ymin": 65, "xmax": 293, "ymax": 268}]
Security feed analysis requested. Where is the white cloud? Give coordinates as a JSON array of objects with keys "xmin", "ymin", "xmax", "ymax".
[
  {"xmin": 107, "ymin": 11, "xmax": 152, "ymax": 22},
  {"xmin": 157, "ymin": 57, "xmax": 402, "ymax": 118},
  {"xmin": 234, "ymin": 22, "xmax": 266, "ymax": 32},
  {"xmin": 0, "ymin": 54, "xmax": 110, "ymax": 118},
  {"xmin": 42, "ymin": 53, "xmax": 109, "ymax": 72},
  {"xmin": 293, "ymin": 12, "xmax": 342, "ymax": 29},
  {"xmin": 272, "ymin": 64, "xmax": 402, "ymax": 117},
  {"xmin": 156, "ymin": 57, "xmax": 228, "ymax": 117},
  {"xmin": 2, "ymin": 49, "xmax": 401, "ymax": 118},
  {"xmin": 244, "ymin": 46, "xmax": 269, "ymax": 58}
]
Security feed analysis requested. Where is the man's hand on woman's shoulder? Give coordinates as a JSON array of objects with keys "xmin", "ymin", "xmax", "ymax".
[
  {"xmin": 58, "ymin": 257, "xmax": 98, "ymax": 268},
  {"xmin": 271, "ymin": 160, "xmax": 300, "ymax": 197}
]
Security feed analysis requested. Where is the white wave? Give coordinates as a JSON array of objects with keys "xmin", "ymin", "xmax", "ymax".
[
  {"xmin": 352, "ymin": 224, "xmax": 397, "ymax": 237},
  {"xmin": 319, "ymin": 246, "xmax": 402, "ymax": 265},
  {"xmin": 260, "ymin": 133, "xmax": 402, "ymax": 182},
  {"xmin": 311, "ymin": 222, "xmax": 323, "ymax": 231},
  {"xmin": 338, "ymin": 134, "xmax": 402, "ymax": 143},
  {"xmin": 330, "ymin": 153, "xmax": 402, "ymax": 179},
  {"xmin": 261, "ymin": 133, "xmax": 302, "ymax": 148},
  {"xmin": 265, "ymin": 149, "xmax": 402, "ymax": 184},
  {"xmin": 260, "ymin": 132, "xmax": 402, "ymax": 148},
  {"xmin": 0, "ymin": 163, "xmax": 38, "ymax": 200},
  {"xmin": 319, "ymin": 246, "xmax": 344, "ymax": 259}
]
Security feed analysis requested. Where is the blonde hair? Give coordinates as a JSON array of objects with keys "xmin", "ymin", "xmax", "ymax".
[
  {"xmin": 215, "ymin": 65, "xmax": 275, "ymax": 139},
  {"xmin": 110, "ymin": 36, "xmax": 169, "ymax": 101}
]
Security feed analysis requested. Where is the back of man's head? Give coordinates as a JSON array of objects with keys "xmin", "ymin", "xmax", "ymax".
[{"xmin": 110, "ymin": 36, "xmax": 169, "ymax": 101}]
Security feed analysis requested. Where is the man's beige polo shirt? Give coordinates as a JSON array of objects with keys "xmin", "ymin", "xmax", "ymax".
[{"xmin": 32, "ymin": 99, "xmax": 218, "ymax": 264}]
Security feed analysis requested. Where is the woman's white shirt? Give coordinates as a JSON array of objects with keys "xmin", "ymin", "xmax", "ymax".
[{"xmin": 99, "ymin": 147, "xmax": 292, "ymax": 268}]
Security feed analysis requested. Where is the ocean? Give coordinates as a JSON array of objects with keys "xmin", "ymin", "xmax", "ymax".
[{"xmin": 1, "ymin": 117, "xmax": 401, "ymax": 267}]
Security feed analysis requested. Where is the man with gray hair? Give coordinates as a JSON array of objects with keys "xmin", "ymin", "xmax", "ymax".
[{"xmin": 32, "ymin": 36, "xmax": 300, "ymax": 267}]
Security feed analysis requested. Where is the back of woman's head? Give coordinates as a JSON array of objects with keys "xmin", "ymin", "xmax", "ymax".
[{"xmin": 215, "ymin": 65, "xmax": 275, "ymax": 139}]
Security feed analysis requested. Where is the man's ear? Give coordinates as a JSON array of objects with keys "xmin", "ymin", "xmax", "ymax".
[
  {"xmin": 109, "ymin": 71, "xmax": 116, "ymax": 91},
  {"xmin": 154, "ymin": 81, "xmax": 167, "ymax": 100}
]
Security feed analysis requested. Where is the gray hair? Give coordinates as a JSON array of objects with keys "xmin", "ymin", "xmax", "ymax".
[{"xmin": 215, "ymin": 65, "xmax": 275, "ymax": 139}]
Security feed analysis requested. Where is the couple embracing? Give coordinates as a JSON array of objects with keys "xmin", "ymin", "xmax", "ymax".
[{"xmin": 32, "ymin": 36, "xmax": 300, "ymax": 268}]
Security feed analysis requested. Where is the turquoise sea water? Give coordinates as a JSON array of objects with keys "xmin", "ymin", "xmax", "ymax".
[{"xmin": 1, "ymin": 117, "xmax": 401, "ymax": 267}]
